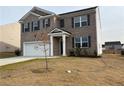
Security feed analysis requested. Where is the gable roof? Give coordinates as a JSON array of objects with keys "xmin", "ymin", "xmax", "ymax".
[
  {"xmin": 105, "ymin": 41, "xmax": 121, "ymax": 45},
  {"xmin": 48, "ymin": 28, "xmax": 71, "ymax": 36},
  {"xmin": 19, "ymin": 7, "xmax": 55, "ymax": 21}
]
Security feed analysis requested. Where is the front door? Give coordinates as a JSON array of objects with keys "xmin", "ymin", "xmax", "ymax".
[{"xmin": 60, "ymin": 38, "xmax": 63, "ymax": 55}]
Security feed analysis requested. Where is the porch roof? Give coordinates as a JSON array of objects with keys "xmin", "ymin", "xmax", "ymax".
[{"xmin": 48, "ymin": 28, "xmax": 71, "ymax": 36}]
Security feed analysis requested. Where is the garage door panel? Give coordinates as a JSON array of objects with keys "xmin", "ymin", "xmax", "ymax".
[{"xmin": 23, "ymin": 42, "xmax": 50, "ymax": 57}]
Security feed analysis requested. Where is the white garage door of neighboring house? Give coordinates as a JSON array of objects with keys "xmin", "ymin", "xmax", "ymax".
[{"xmin": 23, "ymin": 41, "xmax": 50, "ymax": 57}]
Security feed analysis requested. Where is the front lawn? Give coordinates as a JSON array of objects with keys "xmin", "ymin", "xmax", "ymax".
[
  {"xmin": 0, "ymin": 52, "xmax": 16, "ymax": 58},
  {"xmin": 0, "ymin": 54, "xmax": 124, "ymax": 85}
]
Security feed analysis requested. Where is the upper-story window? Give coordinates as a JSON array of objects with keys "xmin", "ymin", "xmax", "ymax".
[
  {"xmin": 24, "ymin": 23, "xmax": 30, "ymax": 32},
  {"xmin": 74, "ymin": 36, "xmax": 89, "ymax": 48},
  {"xmin": 33, "ymin": 21, "xmax": 40, "ymax": 31},
  {"xmin": 81, "ymin": 16, "xmax": 88, "ymax": 26},
  {"xmin": 60, "ymin": 19, "xmax": 64, "ymax": 28},
  {"xmin": 74, "ymin": 16, "xmax": 80, "ymax": 27},
  {"xmin": 44, "ymin": 18, "xmax": 50, "ymax": 27},
  {"xmin": 74, "ymin": 15, "xmax": 89, "ymax": 28}
]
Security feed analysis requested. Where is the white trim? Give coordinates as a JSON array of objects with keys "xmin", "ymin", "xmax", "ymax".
[
  {"xmin": 19, "ymin": 11, "xmax": 41, "ymax": 21},
  {"xmin": 30, "ymin": 12, "xmax": 41, "ymax": 17},
  {"xmin": 48, "ymin": 28, "xmax": 71, "ymax": 36},
  {"xmin": 96, "ymin": 7, "xmax": 102, "ymax": 56},
  {"xmin": 62, "ymin": 34, "xmax": 66, "ymax": 56},
  {"xmin": 19, "ymin": 7, "xmax": 55, "ymax": 21},
  {"xmin": 23, "ymin": 41, "xmax": 49, "ymax": 44},
  {"xmin": 39, "ymin": 14, "xmax": 56, "ymax": 19},
  {"xmin": 33, "ymin": 7, "xmax": 55, "ymax": 15}
]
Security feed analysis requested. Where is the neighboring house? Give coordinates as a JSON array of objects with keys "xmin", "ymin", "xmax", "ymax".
[
  {"xmin": 0, "ymin": 23, "xmax": 21, "ymax": 53},
  {"xmin": 122, "ymin": 44, "xmax": 124, "ymax": 49},
  {"xmin": 104, "ymin": 41, "xmax": 122, "ymax": 54},
  {"xmin": 102, "ymin": 44, "xmax": 105, "ymax": 51},
  {"xmin": 19, "ymin": 6, "xmax": 102, "ymax": 57},
  {"xmin": 105, "ymin": 41, "xmax": 122, "ymax": 50}
]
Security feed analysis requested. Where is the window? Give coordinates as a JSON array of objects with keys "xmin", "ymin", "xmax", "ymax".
[
  {"xmin": 74, "ymin": 15, "xmax": 88, "ymax": 28},
  {"xmin": 24, "ymin": 23, "xmax": 30, "ymax": 32},
  {"xmin": 74, "ymin": 16, "xmax": 80, "ymax": 27},
  {"xmin": 75, "ymin": 37, "xmax": 81, "ymax": 48},
  {"xmin": 60, "ymin": 19, "xmax": 64, "ymax": 27},
  {"xmin": 33, "ymin": 21, "xmax": 40, "ymax": 31},
  {"xmin": 81, "ymin": 15, "xmax": 88, "ymax": 26},
  {"xmin": 74, "ymin": 36, "xmax": 89, "ymax": 48},
  {"xmin": 82, "ymin": 36, "xmax": 89, "ymax": 47},
  {"xmin": 45, "ymin": 18, "xmax": 50, "ymax": 27}
]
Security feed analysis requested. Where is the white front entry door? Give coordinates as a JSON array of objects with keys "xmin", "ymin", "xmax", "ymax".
[{"xmin": 23, "ymin": 41, "xmax": 50, "ymax": 57}]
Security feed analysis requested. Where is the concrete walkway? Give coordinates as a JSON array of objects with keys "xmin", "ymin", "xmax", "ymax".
[{"xmin": 0, "ymin": 56, "xmax": 58, "ymax": 66}]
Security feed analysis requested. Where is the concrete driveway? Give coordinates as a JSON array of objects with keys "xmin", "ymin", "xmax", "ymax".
[{"xmin": 0, "ymin": 56, "xmax": 58, "ymax": 66}]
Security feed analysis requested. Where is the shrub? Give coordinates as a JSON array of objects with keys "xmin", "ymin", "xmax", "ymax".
[
  {"xmin": 15, "ymin": 49, "xmax": 21, "ymax": 56},
  {"xmin": 94, "ymin": 50, "xmax": 97, "ymax": 57},
  {"xmin": 74, "ymin": 48, "xmax": 81, "ymax": 57},
  {"xmin": 69, "ymin": 49, "xmax": 75, "ymax": 56},
  {"xmin": 121, "ymin": 49, "xmax": 124, "ymax": 55}
]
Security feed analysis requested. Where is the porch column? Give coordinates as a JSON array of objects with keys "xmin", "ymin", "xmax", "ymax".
[
  {"xmin": 50, "ymin": 35, "xmax": 53, "ymax": 56},
  {"xmin": 62, "ymin": 34, "xmax": 66, "ymax": 56}
]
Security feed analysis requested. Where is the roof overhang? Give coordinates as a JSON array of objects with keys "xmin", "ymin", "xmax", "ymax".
[{"xmin": 19, "ymin": 7, "xmax": 55, "ymax": 22}]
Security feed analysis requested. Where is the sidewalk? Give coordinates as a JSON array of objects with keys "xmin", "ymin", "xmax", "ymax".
[{"xmin": 0, "ymin": 56, "xmax": 58, "ymax": 66}]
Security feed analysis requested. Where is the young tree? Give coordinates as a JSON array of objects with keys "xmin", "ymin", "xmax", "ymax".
[{"xmin": 34, "ymin": 32, "xmax": 49, "ymax": 72}]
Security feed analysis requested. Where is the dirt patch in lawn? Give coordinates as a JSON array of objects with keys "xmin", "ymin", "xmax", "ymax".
[{"xmin": 0, "ymin": 54, "xmax": 124, "ymax": 85}]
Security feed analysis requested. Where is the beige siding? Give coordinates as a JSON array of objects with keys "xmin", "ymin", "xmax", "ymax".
[{"xmin": 0, "ymin": 23, "xmax": 21, "ymax": 52}]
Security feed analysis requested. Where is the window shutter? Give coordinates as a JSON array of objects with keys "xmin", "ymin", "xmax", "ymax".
[
  {"xmin": 72, "ymin": 17, "xmax": 74, "ymax": 28},
  {"xmin": 43, "ymin": 19, "xmax": 45, "ymax": 28},
  {"xmin": 21, "ymin": 23, "xmax": 24, "ymax": 32},
  {"xmin": 38, "ymin": 21, "xmax": 40, "ymax": 30},
  {"xmin": 28, "ymin": 23, "xmax": 30, "ymax": 31},
  {"xmin": 88, "ymin": 36, "xmax": 91, "ymax": 47},
  {"xmin": 48, "ymin": 18, "xmax": 50, "ymax": 26},
  {"xmin": 87, "ymin": 14, "xmax": 90, "ymax": 26},
  {"xmin": 31, "ymin": 22, "xmax": 33, "ymax": 31},
  {"xmin": 60, "ymin": 19, "xmax": 64, "ymax": 27},
  {"xmin": 72, "ymin": 37, "xmax": 75, "ymax": 48}
]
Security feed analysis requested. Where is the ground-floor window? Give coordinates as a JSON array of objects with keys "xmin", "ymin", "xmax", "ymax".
[{"xmin": 74, "ymin": 36, "xmax": 90, "ymax": 48}]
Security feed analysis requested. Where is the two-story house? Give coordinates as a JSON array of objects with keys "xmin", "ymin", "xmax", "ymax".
[{"xmin": 19, "ymin": 6, "xmax": 102, "ymax": 57}]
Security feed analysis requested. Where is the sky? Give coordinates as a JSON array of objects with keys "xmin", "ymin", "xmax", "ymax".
[{"xmin": 0, "ymin": 6, "xmax": 124, "ymax": 44}]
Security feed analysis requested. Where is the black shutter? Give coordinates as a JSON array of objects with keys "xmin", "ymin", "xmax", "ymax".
[
  {"xmin": 21, "ymin": 23, "xmax": 24, "ymax": 32},
  {"xmin": 60, "ymin": 19, "xmax": 64, "ymax": 28},
  {"xmin": 72, "ymin": 37, "xmax": 75, "ymax": 48},
  {"xmin": 43, "ymin": 19, "xmax": 45, "ymax": 28},
  {"xmin": 87, "ymin": 14, "xmax": 90, "ymax": 26},
  {"xmin": 38, "ymin": 21, "xmax": 40, "ymax": 30},
  {"xmin": 28, "ymin": 23, "xmax": 30, "ymax": 31},
  {"xmin": 72, "ymin": 17, "xmax": 74, "ymax": 28},
  {"xmin": 88, "ymin": 36, "xmax": 91, "ymax": 47},
  {"xmin": 48, "ymin": 18, "xmax": 50, "ymax": 26},
  {"xmin": 31, "ymin": 22, "xmax": 33, "ymax": 31}
]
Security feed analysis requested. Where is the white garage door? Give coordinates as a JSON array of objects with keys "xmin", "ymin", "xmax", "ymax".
[{"xmin": 23, "ymin": 41, "xmax": 50, "ymax": 57}]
